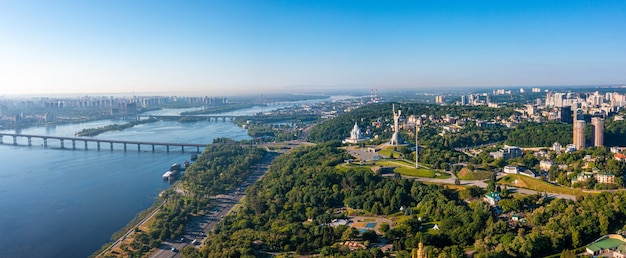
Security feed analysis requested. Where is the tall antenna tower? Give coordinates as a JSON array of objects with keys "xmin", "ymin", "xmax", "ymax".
[{"xmin": 370, "ymin": 89, "xmax": 379, "ymax": 103}]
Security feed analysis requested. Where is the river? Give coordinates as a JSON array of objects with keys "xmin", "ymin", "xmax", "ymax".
[{"xmin": 0, "ymin": 96, "xmax": 356, "ymax": 258}]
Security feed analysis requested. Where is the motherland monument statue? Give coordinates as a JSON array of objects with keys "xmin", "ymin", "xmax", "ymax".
[{"xmin": 389, "ymin": 104, "xmax": 403, "ymax": 146}]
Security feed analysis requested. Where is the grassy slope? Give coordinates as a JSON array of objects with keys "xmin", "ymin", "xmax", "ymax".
[
  {"xmin": 457, "ymin": 168, "xmax": 493, "ymax": 180},
  {"xmin": 498, "ymin": 174, "xmax": 590, "ymax": 197},
  {"xmin": 376, "ymin": 160, "xmax": 451, "ymax": 179}
]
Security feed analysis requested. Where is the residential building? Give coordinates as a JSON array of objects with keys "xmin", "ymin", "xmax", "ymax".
[
  {"xmin": 540, "ymin": 160, "xmax": 554, "ymax": 171},
  {"xmin": 586, "ymin": 234, "xmax": 626, "ymax": 257},
  {"xmin": 503, "ymin": 165, "xmax": 519, "ymax": 174},
  {"xmin": 484, "ymin": 192, "xmax": 501, "ymax": 206},
  {"xmin": 573, "ymin": 120, "xmax": 586, "ymax": 150},
  {"xmin": 595, "ymin": 172, "xmax": 616, "ymax": 184},
  {"xmin": 592, "ymin": 117, "xmax": 604, "ymax": 147},
  {"xmin": 503, "ymin": 165, "xmax": 537, "ymax": 178},
  {"xmin": 490, "ymin": 146, "xmax": 523, "ymax": 160},
  {"xmin": 435, "ymin": 95, "xmax": 445, "ymax": 104},
  {"xmin": 572, "ymin": 172, "xmax": 594, "ymax": 184},
  {"xmin": 560, "ymin": 106, "xmax": 573, "ymax": 124}
]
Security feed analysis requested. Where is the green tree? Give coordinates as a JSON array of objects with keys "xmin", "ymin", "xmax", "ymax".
[{"xmin": 342, "ymin": 227, "xmax": 359, "ymax": 241}]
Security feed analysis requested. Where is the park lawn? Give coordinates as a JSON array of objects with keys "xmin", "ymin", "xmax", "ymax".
[
  {"xmin": 498, "ymin": 174, "xmax": 589, "ymax": 197},
  {"xmin": 389, "ymin": 157, "xmax": 436, "ymax": 170},
  {"xmin": 377, "ymin": 147, "xmax": 404, "ymax": 158},
  {"xmin": 393, "ymin": 213, "xmax": 419, "ymax": 224},
  {"xmin": 394, "ymin": 159, "xmax": 418, "ymax": 167},
  {"xmin": 457, "ymin": 168, "xmax": 493, "ymax": 180},
  {"xmin": 336, "ymin": 163, "xmax": 373, "ymax": 173},
  {"xmin": 444, "ymin": 184, "xmax": 467, "ymax": 191},
  {"xmin": 396, "ymin": 166, "xmax": 438, "ymax": 177},
  {"xmin": 421, "ymin": 221, "xmax": 442, "ymax": 233},
  {"xmin": 377, "ymin": 160, "xmax": 451, "ymax": 179}
]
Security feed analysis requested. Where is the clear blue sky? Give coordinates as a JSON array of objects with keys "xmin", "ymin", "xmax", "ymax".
[{"xmin": 1, "ymin": 0, "xmax": 624, "ymax": 95}]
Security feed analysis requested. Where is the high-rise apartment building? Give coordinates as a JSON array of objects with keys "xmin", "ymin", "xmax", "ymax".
[
  {"xmin": 460, "ymin": 95, "xmax": 468, "ymax": 105},
  {"xmin": 573, "ymin": 120, "xmax": 586, "ymax": 150},
  {"xmin": 560, "ymin": 106, "xmax": 573, "ymax": 124},
  {"xmin": 591, "ymin": 117, "xmax": 604, "ymax": 147},
  {"xmin": 435, "ymin": 95, "xmax": 445, "ymax": 104}
]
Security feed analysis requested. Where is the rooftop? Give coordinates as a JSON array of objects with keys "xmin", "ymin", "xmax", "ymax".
[{"xmin": 588, "ymin": 238, "xmax": 625, "ymax": 252}]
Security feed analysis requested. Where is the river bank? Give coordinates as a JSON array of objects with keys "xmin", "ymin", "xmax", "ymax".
[
  {"xmin": 0, "ymin": 120, "xmax": 251, "ymax": 258},
  {"xmin": 0, "ymin": 96, "xmax": 353, "ymax": 257}
]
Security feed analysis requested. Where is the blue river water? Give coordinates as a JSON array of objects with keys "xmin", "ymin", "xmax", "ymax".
[
  {"xmin": 0, "ymin": 114, "xmax": 256, "ymax": 257},
  {"xmin": 0, "ymin": 96, "xmax": 355, "ymax": 258},
  {"xmin": 0, "ymin": 121, "xmax": 251, "ymax": 258}
]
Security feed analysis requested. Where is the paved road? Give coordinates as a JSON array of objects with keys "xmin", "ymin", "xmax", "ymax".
[{"xmin": 150, "ymin": 153, "xmax": 277, "ymax": 258}]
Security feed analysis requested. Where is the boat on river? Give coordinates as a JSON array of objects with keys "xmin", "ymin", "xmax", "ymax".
[{"xmin": 163, "ymin": 163, "xmax": 183, "ymax": 183}]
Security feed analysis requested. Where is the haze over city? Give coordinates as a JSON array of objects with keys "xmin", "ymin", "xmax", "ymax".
[{"xmin": 1, "ymin": 0, "xmax": 624, "ymax": 96}]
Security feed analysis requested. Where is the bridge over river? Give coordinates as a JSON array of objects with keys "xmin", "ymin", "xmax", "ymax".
[
  {"xmin": 0, "ymin": 133, "xmax": 208, "ymax": 153},
  {"xmin": 137, "ymin": 115, "xmax": 237, "ymax": 122}
]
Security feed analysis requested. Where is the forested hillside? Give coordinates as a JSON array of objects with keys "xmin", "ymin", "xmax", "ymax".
[
  {"xmin": 179, "ymin": 143, "xmax": 626, "ymax": 258},
  {"xmin": 605, "ymin": 118, "xmax": 626, "ymax": 146},
  {"xmin": 505, "ymin": 122, "xmax": 572, "ymax": 147},
  {"xmin": 308, "ymin": 103, "xmax": 517, "ymax": 144},
  {"xmin": 114, "ymin": 140, "xmax": 265, "ymax": 256},
  {"xmin": 182, "ymin": 140, "xmax": 266, "ymax": 197}
]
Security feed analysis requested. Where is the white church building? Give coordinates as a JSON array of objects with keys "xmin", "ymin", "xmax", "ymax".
[{"xmin": 343, "ymin": 122, "xmax": 368, "ymax": 144}]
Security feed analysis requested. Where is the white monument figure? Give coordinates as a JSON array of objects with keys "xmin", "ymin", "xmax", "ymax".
[{"xmin": 389, "ymin": 104, "xmax": 403, "ymax": 145}]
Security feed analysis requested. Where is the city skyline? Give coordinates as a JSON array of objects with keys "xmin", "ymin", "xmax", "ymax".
[{"xmin": 1, "ymin": 0, "xmax": 625, "ymax": 95}]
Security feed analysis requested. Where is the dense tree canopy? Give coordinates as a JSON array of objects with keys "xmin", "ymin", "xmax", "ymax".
[
  {"xmin": 506, "ymin": 122, "xmax": 572, "ymax": 147},
  {"xmin": 119, "ymin": 140, "xmax": 266, "ymax": 256},
  {"xmin": 190, "ymin": 142, "xmax": 626, "ymax": 258}
]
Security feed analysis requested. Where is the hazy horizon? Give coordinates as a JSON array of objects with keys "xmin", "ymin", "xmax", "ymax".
[{"xmin": 1, "ymin": 1, "xmax": 625, "ymax": 95}]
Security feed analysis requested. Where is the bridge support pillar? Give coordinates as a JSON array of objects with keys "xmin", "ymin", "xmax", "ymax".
[
  {"xmin": 13, "ymin": 136, "xmax": 17, "ymax": 145},
  {"xmin": 43, "ymin": 138, "xmax": 47, "ymax": 148},
  {"xmin": 110, "ymin": 142, "xmax": 113, "ymax": 151},
  {"xmin": 197, "ymin": 146, "xmax": 200, "ymax": 153},
  {"xmin": 166, "ymin": 145, "xmax": 170, "ymax": 152},
  {"xmin": 123, "ymin": 143, "xmax": 127, "ymax": 151},
  {"xmin": 60, "ymin": 139, "xmax": 64, "ymax": 149},
  {"xmin": 138, "ymin": 144, "xmax": 141, "ymax": 152},
  {"xmin": 97, "ymin": 142, "xmax": 100, "ymax": 150},
  {"xmin": 72, "ymin": 140, "xmax": 76, "ymax": 149},
  {"xmin": 152, "ymin": 145, "xmax": 155, "ymax": 152},
  {"xmin": 181, "ymin": 146, "xmax": 185, "ymax": 153},
  {"xmin": 0, "ymin": 136, "xmax": 3, "ymax": 144},
  {"xmin": 28, "ymin": 137, "xmax": 32, "ymax": 146},
  {"xmin": 84, "ymin": 141, "xmax": 88, "ymax": 150}
]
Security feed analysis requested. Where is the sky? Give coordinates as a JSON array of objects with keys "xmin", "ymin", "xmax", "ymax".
[{"xmin": 0, "ymin": 0, "xmax": 625, "ymax": 96}]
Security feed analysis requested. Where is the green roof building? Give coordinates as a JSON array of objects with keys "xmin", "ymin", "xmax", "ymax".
[{"xmin": 586, "ymin": 235, "xmax": 626, "ymax": 256}]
